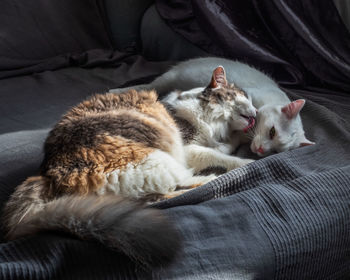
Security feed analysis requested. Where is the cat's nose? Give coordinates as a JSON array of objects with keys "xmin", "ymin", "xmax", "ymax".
[{"xmin": 257, "ymin": 146, "xmax": 264, "ymax": 154}]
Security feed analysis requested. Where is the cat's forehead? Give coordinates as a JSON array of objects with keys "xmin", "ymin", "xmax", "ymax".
[
  {"xmin": 260, "ymin": 105, "xmax": 281, "ymax": 116},
  {"xmin": 258, "ymin": 105, "xmax": 295, "ymax": 130},
  {"xmin": 258, "ymin": 106, "xmax": 281, "ymax": 124},
  {"xmin": 201, "ymin": 83, "xmax": 248, "ymax": 103}
]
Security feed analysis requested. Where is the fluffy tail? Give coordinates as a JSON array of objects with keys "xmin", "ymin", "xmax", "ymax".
[{"xmin": 2, "ymin": 176, "xmax": 181, "ymax": 268}]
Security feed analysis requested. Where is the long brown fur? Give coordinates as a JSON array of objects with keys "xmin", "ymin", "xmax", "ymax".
[
  {"xmin": 3, "ymin": 89, "xmax": 183, "ymax": 268},
  {"xmin": 3, "ymin": 176, "xmax": 181, "ymax": 268},
  {"xmin": 41, "ymin": 89, "xmax": 177, "ymax": 195}
]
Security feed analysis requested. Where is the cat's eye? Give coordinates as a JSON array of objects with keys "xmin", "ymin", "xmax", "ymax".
[{"xmin": 269, "ymin": 126, "xmax": 276, "ymax": 139}]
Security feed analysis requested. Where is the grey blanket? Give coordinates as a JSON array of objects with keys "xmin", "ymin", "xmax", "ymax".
[{"xmin": 149, "ymin": 88, "xmax": 350, "ymax": 279}]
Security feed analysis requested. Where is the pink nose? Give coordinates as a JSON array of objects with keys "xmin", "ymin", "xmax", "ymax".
[{"xmin": 257, "ymin": 146, "xmax": 264, "ymax": 154}]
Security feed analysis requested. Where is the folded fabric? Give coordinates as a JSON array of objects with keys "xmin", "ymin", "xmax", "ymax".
[
  {"xmin": 156, "ymin": 0, "xmax": 350, "ymax": 91},
  {"xmin": 0, "ymin": 0, "xmax": 112, "ymax": 78}
]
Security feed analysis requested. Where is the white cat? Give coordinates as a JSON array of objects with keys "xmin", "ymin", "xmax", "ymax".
[{"xmin": 110, "ymin": 57, "xmax": 314, "ymax": 156}]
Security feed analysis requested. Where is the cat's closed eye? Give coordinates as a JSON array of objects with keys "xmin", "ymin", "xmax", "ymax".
[{"xmin": 269, "ymin": 126, "xmax": 276, "ymax": 139}]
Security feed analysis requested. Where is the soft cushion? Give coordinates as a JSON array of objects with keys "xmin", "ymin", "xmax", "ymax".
[
  {"xmin": 0, "ymin": 0, "xmax": 112, "ymax": 79},
  {"xmin": 0, "ymin": 54, "xmax": 172, "ymax": 134},
  {"xmin": 141, "ymin": 5, "xmax": 207, "ymax": 61},
  {"xmin": 104, "ymin": 0, "xmax": 154, "ymax": 51}
]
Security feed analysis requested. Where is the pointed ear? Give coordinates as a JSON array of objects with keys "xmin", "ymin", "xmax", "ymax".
[
  {"xmin": 281, "ymin": 99, "xmax": 305, "ymax": 119},
  {"xmin": 299, "ymin": 136, "xmax": 315, "ymax": 147},
  {"xmin": 208, "ymin": 66, "xmax": 227, "ymax": 88}
]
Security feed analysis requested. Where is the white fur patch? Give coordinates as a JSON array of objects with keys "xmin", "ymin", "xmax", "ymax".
[
  {"xmin": 98, "ymin": 150, "xmax": 195, "ymax": 199},
  {"xmin": 185, "ymin": 144, "xmax": 254, "ymax": 173},
  {"xmin": 164, "ymin": 90, "xmax": 234, "ymax": 150}
]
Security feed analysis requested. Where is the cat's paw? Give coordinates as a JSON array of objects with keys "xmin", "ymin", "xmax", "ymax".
[
  {"xmin": 180, "ymin": 174, "xmax": 217, "ymax": 188},
  {"xmin": 239, "ymin": 158, "xmax": 255, "ymax": 166},
  {"xmin": 202, "ymin": 174, "xmax": 217, "ymax": 183},
  {"xmin": 228, "ymin": 158, "xmax": 255, "ymax": 170},
  {"xmin": 215, "ymin": 143, "xmax": 233, "ymax": 155}
]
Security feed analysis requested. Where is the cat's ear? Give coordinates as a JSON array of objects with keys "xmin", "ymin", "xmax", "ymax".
[
  {"xmin": 281, "ymin": 99, "xmax": 305, "ymax": 119},
  {"xmin": 299, "ymin": 135, "xmax": 315, "ymax": 147},
  {"xmin": 209, "ymin": 66, "xmax": 227, "ymax": 88}
]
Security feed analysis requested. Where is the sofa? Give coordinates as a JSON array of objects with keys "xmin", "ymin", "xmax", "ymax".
[{"xmin": 0, "ymin": 1, "xmax": 349, "ymax": 279}]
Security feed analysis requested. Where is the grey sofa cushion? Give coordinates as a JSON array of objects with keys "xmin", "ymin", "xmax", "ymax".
[
  {"xmin": 0, "ymin": 56, "xmax": 172, "ymax": 135},
  {"xmin": 141, "ymin": 5, "xmax": 208, "ymax": 61},
  {"xmin": 103, "ymin": 1, "xmax": 207, "ymax": 59},
  {"xmin": 104, "ymin": 0, "xmax": 154, "ymax": 51}
]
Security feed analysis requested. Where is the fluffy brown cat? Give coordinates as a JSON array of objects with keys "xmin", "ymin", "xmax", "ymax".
[{"xmin": 2, "ymin": 67, "xmax": 256, "ymax": 268}]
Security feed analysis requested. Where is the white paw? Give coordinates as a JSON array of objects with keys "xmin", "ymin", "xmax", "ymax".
[
  {"xmin": 239, "ymin": 158, "xmax": 255, "ymax": 166},
  {"xmin": 215, "ymin": 143, "xmax": 233, "ymax": 155},
  {"xmin": 228, "ymin": 158, "xmax": 255, "ymax": 170},
  {"xmin": 202, "ymin": 174, "xmax": 217, "ymax": 183}
]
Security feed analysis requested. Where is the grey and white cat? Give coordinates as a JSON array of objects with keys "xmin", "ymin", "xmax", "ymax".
[
  {"xmin": 110, "ymin": 57, "xmax": 315, "ymax": 156},
  {"xmin": 165, "ymin": 66, "xmax": 256, "ymax": 175}
]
